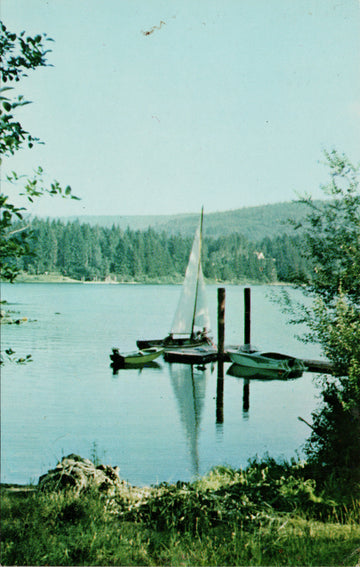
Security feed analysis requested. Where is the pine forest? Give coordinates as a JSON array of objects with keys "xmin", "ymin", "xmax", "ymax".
[{"xmin": 12, "ymin": 217, "xmax": 311, "ymax": 284}]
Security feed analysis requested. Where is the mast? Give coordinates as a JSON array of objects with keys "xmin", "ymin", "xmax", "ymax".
[
  {"xmin": 170, "ymin": 206, "xmax": 209, "ymax": 338},
  {"xmin": 190, "ymin": 207, "xmax": 204, "ymax": 338}
]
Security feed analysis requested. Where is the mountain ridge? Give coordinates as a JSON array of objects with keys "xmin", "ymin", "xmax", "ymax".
[{"xmin": 51, "ymin": 200, "xmax": 319, "ymax": 241}]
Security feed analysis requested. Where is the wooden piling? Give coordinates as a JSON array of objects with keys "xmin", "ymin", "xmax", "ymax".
[
  {"xmin": 244, "ymin": 287, "xmax": 251, "ymax": 346},
  {"xmin": 217, "ymin": 287, "xmax": 226, "ymax": 362},
  {"xmin": 243, "ymin": 379, "xmax": 249, "ymax": 412},
  {"xmin": 216, "ymin": 372, "xmax": 224, "ymax": 424},
  {"xmin": 216, "ymin": 287, "xmax": 225, "ymax": 424}
]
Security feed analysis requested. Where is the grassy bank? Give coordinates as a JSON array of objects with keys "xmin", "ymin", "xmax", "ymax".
[
  {"xmin": 1, "ymin": 459, "xmax": 359, "ymax": 566},
  {"xmin": 5, "ymin": 272, "xmax": 81, "ymax": 284}
]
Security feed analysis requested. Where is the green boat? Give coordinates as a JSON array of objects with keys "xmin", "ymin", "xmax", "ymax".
[{"xmin": 110, "ymin": 346, "xmax": 164, "ymax": 368}]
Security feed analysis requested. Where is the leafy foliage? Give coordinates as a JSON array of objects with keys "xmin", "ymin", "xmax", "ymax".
[
  {"xmin": 0, "ymin": 22, "xmax": 79, "ymax": 283},
  {"xmin": 116, "ymin": 459, "xmax": 358, "ymax": 533},
  {"xmin": 291, "ymin": 150, "xmax": 360, "ymax": 477},
  {"xmin": 0, "ymin": 22, "xmax": 53, "ymax": 157},
  {"xmin": 1, "ymin": 169, "xmax": 79, "ymax": 283},
  {"xmin": 303, "ymin": 297, "xmax": 360, "ymax": 475},
  {"xmin": 294, "ymin": 150, "xmax": 360, "ymax": 305}
]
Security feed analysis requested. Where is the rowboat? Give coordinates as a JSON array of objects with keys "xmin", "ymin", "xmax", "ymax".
[
  {"xmin": 110, "ymin": 346, "xmax": 163, "ymax": 367},
  {"xmin": 137, "ymin": 208, "xmax": 214, "ymax": 351},
  {"xmin": 226, "ymin": 346, "xmax": 306, "ymax": 376}
]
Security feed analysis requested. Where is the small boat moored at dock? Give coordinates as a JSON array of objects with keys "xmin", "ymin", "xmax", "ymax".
[
  {"xmin": 226, "ymin": 345, "xmax": 306, "ymax": 377},
  {"xmin": 110, "ymin": 347, "xmax": 164, "ymax": 368}
]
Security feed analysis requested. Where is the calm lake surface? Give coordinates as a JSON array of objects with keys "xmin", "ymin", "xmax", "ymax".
[{"xmin": 1, "ymin": 283, "xmax": 322, "ymax": 486}]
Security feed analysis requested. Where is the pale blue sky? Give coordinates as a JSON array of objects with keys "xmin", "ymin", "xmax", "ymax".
[{"xmin": 2, "ymin": 0, "xmax": 360, "ymax": 217}]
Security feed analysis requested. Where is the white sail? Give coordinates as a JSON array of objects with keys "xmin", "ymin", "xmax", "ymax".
[{"xmin": 170, "ymin": 210, "xmax": 211, "ymax": 337}]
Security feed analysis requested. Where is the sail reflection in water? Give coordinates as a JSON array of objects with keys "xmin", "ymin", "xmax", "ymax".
[{"xmin": 168, "ymin": 364, "xmax": 209, "ymax": 476}]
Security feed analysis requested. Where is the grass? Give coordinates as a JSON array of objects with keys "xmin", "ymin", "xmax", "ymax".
[
  {"xmin": 7, "ymin": 272, "xmax": 81, "ymax": 283},
  {"xmin": 1, "ymin": 460, "xmax": 360, "ymax": 566}
]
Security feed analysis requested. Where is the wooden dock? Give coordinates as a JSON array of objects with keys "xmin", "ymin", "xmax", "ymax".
[
  {"xmin": 163, "ymin": 347, "xmax": 333, "ymax": 373},
  {"xmin": 301, "ymin": 358, "xmax": 334, "ymax": 373},
  {"xmin": 162, "ymin": 288, "xmax": 335, "ymax": 372},
  {"xmin": 164, "ymin": 346, "xmax": 218, "ymax": 365}
]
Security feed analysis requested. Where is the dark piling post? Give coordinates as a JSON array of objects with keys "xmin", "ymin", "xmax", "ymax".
[
  {"xmin": 243, "ymin": 287, "xmax": 251, "ymax": 414},
  {"xmin": 217, "ymin": 287, "xmax": 225, "ymax": 363},
  {"xmin": 244, "ymin": 287, "xmax": 251, "ymax": 348},
  {"xmin": 216, "ymin": 287, "xmax": 225, "ymax": 424},
  {"xmin": 243, "ymin": 379, "xmax": 249, "ymax": 413},
  {"xmin": 216, "ymin": 373, "xmax": 224, "ymax": 424}
]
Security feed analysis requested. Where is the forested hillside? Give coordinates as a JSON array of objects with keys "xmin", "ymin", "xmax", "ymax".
[
  {"xmin": 60, "ymin": 200, "xmax": 319, "ymax": 241},
  {"xmin": 12, "ymin": 218, "xmax": 310, "ymax": 284}
]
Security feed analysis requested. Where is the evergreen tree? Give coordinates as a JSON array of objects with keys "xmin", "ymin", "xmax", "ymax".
[{"xmin": 17, "ymin": 215, "xmax": 316, "ymax": 285}]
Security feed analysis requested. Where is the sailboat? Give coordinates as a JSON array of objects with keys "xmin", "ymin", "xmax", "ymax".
[{"xmin": 137, "ymin": 208, "xmax": 213, "ymax": 350}]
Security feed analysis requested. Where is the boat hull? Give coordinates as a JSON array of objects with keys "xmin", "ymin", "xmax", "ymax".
[
  {"xmin": 137, "ymin": 335, "xmax": 213, "ymax": 351},
  {"xmin": 110, "ymin": 347, "xmax": 163, "ymax": 367},
  {"xmin": 227, "ymin": 350, "xmax": 289, "ymax": 372},
  {"xmin": 227, "ymin": 349, "xmax": 306, "ymax": 376}
]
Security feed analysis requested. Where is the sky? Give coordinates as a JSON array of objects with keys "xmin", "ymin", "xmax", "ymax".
[{"xmin": 2, "ymin": 0, "xmax": 360, "ymax": 218}]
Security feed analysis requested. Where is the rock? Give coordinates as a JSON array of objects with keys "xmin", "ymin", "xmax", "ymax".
[{"xmin": 38, "ymin": 454, "xmax": 124, "ymax": 495}]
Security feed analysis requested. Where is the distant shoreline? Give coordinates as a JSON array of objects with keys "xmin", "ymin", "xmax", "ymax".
[
  {"xmin": 2, "ymin": 274, "xmax": 82, "ymax": 284},
  {"xmin": 1, "ymin": 273, "xmax": 290, "ymax": 286}
]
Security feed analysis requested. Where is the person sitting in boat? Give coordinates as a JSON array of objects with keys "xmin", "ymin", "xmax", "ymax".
[{"xmin": 195, "ymin": 327, "xmax": 208, "ymax": 342}]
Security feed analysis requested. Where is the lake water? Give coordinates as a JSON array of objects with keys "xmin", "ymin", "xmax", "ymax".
[{"xmin": 1, "ymin": 283, "xmax": 322, "ymax": 486}]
